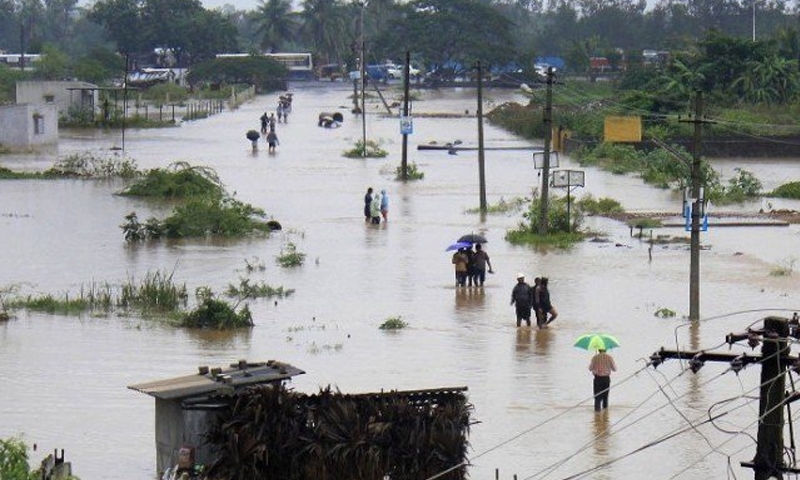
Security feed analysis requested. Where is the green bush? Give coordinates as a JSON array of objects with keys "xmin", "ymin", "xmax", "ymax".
[
  {"xmin": 395, "ymin": 162, "xmax": 424, "ymax": 180},
  {"xmin": 343, "ymin": 140, "xmax": 388, "ymax": 158},
  {"xmin": 769, "ymin": 181, "xmax": 800, "ymax": 199},
  {"xmin": 142, "ymin": 83, "xmax": 189, "ymax": 106},
  {"xmin": 118, "ymin": 162, "xmax": 224, "ymax": 199},
  {"xmin": 0, "ymin": 437, "xmax": 35, "ymax": 480},
  {"xmin": 576, "ymin": 194, "xmax": 624, "ymax": 216},
  {"xmin": 276, "ymin": 242, "xmax": 306, "ymax": 267},
  {"xmin": 161, "ymin": 197, "xmax": 270, "ymax": 238},
  {"xmin": 181, "ymin": 297, "xmax": 253, "ymax": 329},
  {"xmin": 379, "ymin": 316, "xmax": 408, "ymax": 330},
  {"xmin": 505, "ymin": 195, "xmax": 586, "ymax": 247}
]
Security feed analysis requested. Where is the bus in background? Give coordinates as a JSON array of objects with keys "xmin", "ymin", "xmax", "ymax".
[{"xmin": 215, "ymin": 53, "xmax": 314, "ymax": 81}]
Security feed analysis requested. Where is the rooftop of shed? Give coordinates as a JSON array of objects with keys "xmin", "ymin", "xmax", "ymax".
[{"xmin": 128, "ymin": 360, "xmax": 305, "ymax": 401}]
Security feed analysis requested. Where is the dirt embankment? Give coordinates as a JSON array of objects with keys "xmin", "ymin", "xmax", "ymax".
[{"xmin": 605, "ymin": 209, "xmax": 800, "ymax": 225}]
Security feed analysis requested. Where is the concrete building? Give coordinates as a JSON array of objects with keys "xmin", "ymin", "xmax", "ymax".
[
  {"xmin": 129, "ymin": 359, "xmax": 305, "ymax": 477},
  {"xmin": 0, "ymin": 103, "xmax": 58, "ymax": 151},
  {"xmin": 15, "ymin": 80, "xmax": 98, "ymax": 117}
]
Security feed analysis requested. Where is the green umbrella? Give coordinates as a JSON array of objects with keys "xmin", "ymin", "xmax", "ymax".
[{"xmin": 574, "ymin": 333, "xmax": 620, "ymax": 351}]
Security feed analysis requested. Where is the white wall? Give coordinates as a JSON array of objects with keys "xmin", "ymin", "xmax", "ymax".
[
  {"xmin": 0, "ymin": 104, "xmax": 58, "ymax": 151},
  {"xmin": 15, "ymin": 80, "xmax": 98, "ymax": 116}
]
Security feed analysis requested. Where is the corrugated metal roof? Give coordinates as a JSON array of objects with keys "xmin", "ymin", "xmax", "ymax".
[{"xmin": 128, "ymin": 360, "xmax": 305, "ymax": 400}]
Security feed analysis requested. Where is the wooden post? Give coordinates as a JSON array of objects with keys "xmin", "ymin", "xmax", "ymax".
[
  {"xmin": 753, "ymin": 316, "xmax": 789, "ymax": 480},
  {"xmin": 476, "ymin": 60, "xmax": 487, "ymax": 214},
  {"xmin": 537, "ymin": 67, "xmax": 554, "ymax": 234},
  {"xmin": 400, "ymin": 50, "xmax": 410, "ymax": 180}
]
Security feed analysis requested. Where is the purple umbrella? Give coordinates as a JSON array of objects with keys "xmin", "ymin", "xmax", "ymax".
[{"xmin": 445, "ymin": 241, "xmax": 473, "ymax": 251}]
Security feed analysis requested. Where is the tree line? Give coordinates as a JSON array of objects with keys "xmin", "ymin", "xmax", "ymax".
[{"xmin": 0, "ymin": 0, "xmax": 800, "ymax": 102}]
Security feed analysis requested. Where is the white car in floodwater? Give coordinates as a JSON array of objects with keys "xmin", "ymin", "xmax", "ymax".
[{"xmin": 384, "ymin": 63, "xmax": 421, "ymax": 79}]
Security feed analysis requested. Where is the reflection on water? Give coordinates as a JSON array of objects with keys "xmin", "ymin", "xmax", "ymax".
[
  {"xmin": 534, "ymin": 327, "xmax": 554, "ymax": 356},
  {"xmin": 515, "ymin": 327, "xmax": 532, "ymax": 357},
  {"xmin": 454, "ymin": 286, "xmax": 487, "ymax": 312},
  {"xmin": 593, "ymin": 409, "xmax": 611, "ymax": 457}
]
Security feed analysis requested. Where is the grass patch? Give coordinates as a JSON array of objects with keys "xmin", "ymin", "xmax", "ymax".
[
  {"xmin": 769, "ymin": 181, "xmax": 800, "ymax": 199},
  {"xmin": 395, "ymin": 162, "xmax": 424, "ymax": 180},
  {"xmin": 576, "ymin": 194, "xmax": 624, "ymax": 216},
  {"xmin": 343, "ymin": 140, "xmax": 388, "ymax": 158},
  {"xmin": 379, "ymin": 316, "xmax": 408, "ymax": 330},
  {"xmin": 0, "ymin": 153, "xmax": 139, "ymax": 180},
  {"xmin": 276, "ymin": 242, "xmax": 306, "ymax": 267},
  {"xmin": 225, "ymin": 278, "xmax": 295, "ymax": 299},
  {"xmin": 122, "ymin": 196, "xmax": 271, "ymax": 241},
  {"xmin": 118, "ymin": 161, "xmax": 224, "ymax": 199},
  {"xmin": 770, "ymin": 258, "xmax": 796, "ymax": 276},
  {"xmin": 654, "ymin": 307, "xmax": 677, "ymax": 318},
  {"xmin": 5, "ymin": 282, "xmax": 114, "ymax": 315},
  {"xmin": 120, "ymin": 163, "xmax": 274, "ymax": 242},
  {"xmin": 628, "ymin": 218, "xmax": 663, "ymax": 229},
  {"xmin": 117, "ymin": 270, "xmax": 188, "ymax": 313},
  {"xmin": 504, "ymin": 229, "xmax": 585, "ymax": 248},
  {"xmin": 180, "ymin": 287, "xmax": 253, "ymax": 329},
  {"xmin": 465, "ymin": 196, "xmax": 527, "ymax": 215}
]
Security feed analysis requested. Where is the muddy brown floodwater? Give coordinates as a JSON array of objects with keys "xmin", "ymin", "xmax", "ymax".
[{"xmin": 1, "ymin": 82, "xmax": 800, "ymax": 480}]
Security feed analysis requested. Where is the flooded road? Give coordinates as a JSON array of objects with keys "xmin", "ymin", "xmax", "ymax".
[{"xmin": 1, "ymin": 82, "xmax": 799, "ymax": 480}]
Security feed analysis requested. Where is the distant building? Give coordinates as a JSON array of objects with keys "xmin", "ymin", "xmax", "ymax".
[
  {"xmin": 0, "ymin": 103, "xmax": 58, "ymax": 151},
  {"xmin": 0, "ymin": 53, "xmax": 42, "ymax": 70},
  {"xmin": 129, "ymin": 359, "xmax": 305, "ymax": 476},
  {"xmin": 15, "ymin": 80, "xmax": 99, "ymax": 117}
]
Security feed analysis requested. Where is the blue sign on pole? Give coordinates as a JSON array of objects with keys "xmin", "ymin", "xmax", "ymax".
[
  {"xmin": 400, "ymin": 116, "xmax": 413, "ymax": 135},
  {"xmin": 684, "ymin": 204, "xmax": 708, "ymax": 232}
]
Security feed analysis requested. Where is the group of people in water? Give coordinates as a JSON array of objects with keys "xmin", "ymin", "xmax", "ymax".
[
  {"xmin": 257, "ymin": 93, "xmax": 293, "ymax": 153},
  {"xmin": 451, "ymin": 244, "xmax": 494, "ymax": 287},
  {"xmin": 364, "ymin": 187, "xmax": 389, "ymax": 224},
  {"xmin": 510, "ymin": 273, "xmax": 558, "ymax": 328}
]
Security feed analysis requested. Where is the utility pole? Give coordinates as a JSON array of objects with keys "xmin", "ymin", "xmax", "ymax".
[
  {"xmin": 359, "ymin": 3, "xmax": 367, "ymax": 157},
  {"xmin": 19, "ymin": 24, "xmax": 25, "ymax": 71},
  {"xmin": 400, "ymin": 50, "xmax": 410, "ymax": 181},
  {"xmin": 476, "ymin": 60, "xmax": 487, "ymax": 214},
  {"xmin": 537, "ymin": 67, "xmax": 555, "ymax": 234},
  {"xmin": 680, "ymin": 91, "xmax": 708, "ymax": 322},
  {"xmin": 652, "ymin": 316, "xmax": 800, "ymax": 480}
]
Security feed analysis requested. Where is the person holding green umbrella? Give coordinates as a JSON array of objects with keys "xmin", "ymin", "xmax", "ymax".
[{"xmin": 577, "ymin": 334, "xmax": 619, "ymax": 411}]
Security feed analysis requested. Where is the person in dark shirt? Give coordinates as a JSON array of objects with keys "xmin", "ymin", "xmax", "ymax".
[
  {"xmin": 363, "ymin": 187, "xmax": 373, "ymax": 222},
  {"xmin": 510, "ymin": 273, "xmax": 533, "ymax": 327}
]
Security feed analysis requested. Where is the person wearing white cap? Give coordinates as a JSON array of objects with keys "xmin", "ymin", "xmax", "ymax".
[{"xmin": 510, "ymin": 273, "xmax": 534, "ymax": 327}]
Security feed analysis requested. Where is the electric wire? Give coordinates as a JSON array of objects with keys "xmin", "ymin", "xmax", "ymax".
[
  {"xmin": 530, "ymin": 365, "xmax": 740, "ymax": 480},
  {"xmin": 550, "ymin": 338, "xmax": 793, "ymax": 479},
  {"xmin": 424, "ymin": 312, "xmax": 800, "ymax": 480},
  {"xmin": 464, "ymin": 364, "xmax": 652, "ymax": 465},
  {"xmin": 666, "ymin": 360, "xmax": 800, "ymax": 479},
  {"xmin": 523, "ymin": 366, "xmax": 691, "ymax": 480}
]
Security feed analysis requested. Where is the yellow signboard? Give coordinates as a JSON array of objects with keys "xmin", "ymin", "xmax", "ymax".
[{"xmin": 604, "ymin": 116, "xmax": 642, "ymax": 143}]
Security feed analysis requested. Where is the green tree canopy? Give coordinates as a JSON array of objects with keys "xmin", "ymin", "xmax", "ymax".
[{"xmin": 186, "ymin": 55, "xmax": 287, "ymax": 91}]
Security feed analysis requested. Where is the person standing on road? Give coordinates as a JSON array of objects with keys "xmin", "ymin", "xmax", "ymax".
[
  {"xmin": 451, "ymin": 248, "xmax": 469, "ymax": 287},
  {"xmin": 380, "ymin": 189, "xmax": 389, "ymax": 222},
  {"xmin": 589, "ymin": 349, "xmax": 617, "ymax": 411},
  {"xmin": 363, "ymin": 187, "xmax": 373, "ymax": 222},
  {"xmin": 266, "ymin": 130, "xmax": 279, "ymax": 152},
  {"xmin": 537, "ymin": 277, "xmax": 558, "ymax": 326},
  {"xmin": 510, "ymin": 273, "xmax": 534, "ymax": 327},
  {"xmin": 370, "ymin": 192, "xmax": 382, "ymax": 225},
  {"xmin": 471, "ymin": 243, "xmax": 494, "ymax": 286}
]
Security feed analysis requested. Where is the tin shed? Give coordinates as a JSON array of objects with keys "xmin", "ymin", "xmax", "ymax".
[{"xmin": 129, "ymin": 359, "xmax": 305, "ymax": 476}]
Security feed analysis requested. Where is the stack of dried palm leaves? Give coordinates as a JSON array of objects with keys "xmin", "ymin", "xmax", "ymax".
[{"xmin": 205, "ymin": 384, "xmax": 472, "ymax": 480}]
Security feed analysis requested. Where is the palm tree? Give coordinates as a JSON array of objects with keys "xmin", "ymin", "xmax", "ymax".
[
  {"xmin": 255, "ymin": 0, "xmax": 295, "ymax": 53},
  {"xmin": 299, "ymin": 0, "xmax": 349, "ymax": 65}
]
